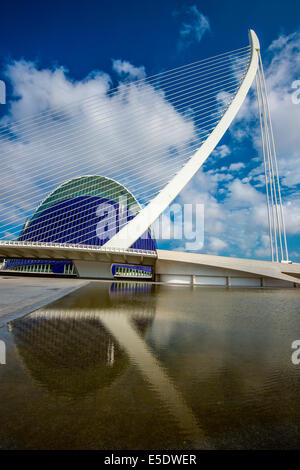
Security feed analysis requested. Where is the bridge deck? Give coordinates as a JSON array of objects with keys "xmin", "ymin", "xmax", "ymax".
[
  {"xmin": 0, "ymin": 242, "xmax": 300, "ymax": 284},
  {"xmin": 0, "ymin": 241, "xmax": 157, "ymax": 266}
]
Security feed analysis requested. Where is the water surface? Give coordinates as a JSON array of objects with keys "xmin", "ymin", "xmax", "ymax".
[{"xmin": 0, "ymin": 282, "xmax": 299, "ymax": 449}]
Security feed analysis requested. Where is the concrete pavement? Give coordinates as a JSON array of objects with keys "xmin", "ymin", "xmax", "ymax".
[{"xmin": 0, "ymin": 275, "xmax": 88, "ymax": 327}]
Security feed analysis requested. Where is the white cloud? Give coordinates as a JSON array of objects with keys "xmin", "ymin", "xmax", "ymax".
[
  {"xmin": 228, "ymin": 162, "xmax": 245, "ymax": 172},
  {"xmin": 226, "ymin": 179, "xmax": 264, "ymax": 208},
  {"xmin": 284, "ymin": 198, "xmax": 300, "ymax": 234},
  {"xmin": 112, "ymin": 59, "xmax": 146, "ymax": 80},
  {"xmin": 212, "ymin": 144, "xmax": 231, "ymax": 159},
  {"xmin": 208, "ymin": 237, "xmax": 227, "ymax": 252},
  {"xmin": 3, "ymin": 60, "xmax": 111, "ymax": 121},
  {"xmin": 174, "ymin": 5, "xmax": 210, "ymax": 49}
]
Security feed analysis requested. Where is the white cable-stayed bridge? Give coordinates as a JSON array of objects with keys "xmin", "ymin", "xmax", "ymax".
[{"xmin": 0, "ymin": 30, "xmax": 299, "ymax": 287}]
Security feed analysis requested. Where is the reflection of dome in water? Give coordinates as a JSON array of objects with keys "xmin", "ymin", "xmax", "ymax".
[
  {"xmin": 11, "ymin": 284, "xmax": 155, "ymax": 398},
  {"xmin": 12, "ymin": 315, "xmax": 129, "ymax": 398}
]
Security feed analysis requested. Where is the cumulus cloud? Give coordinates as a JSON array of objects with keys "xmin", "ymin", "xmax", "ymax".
[
  {"xmin": 112, "ymin": 59, "xmax": 146, "ymax": 80},
  {"xmin": 211, "ymin": 144, "xmax": 231, "ymax": 159},
  {"xmin": 226, "ymin": 179, "xmax": 264, "ymax": 208},
  {"xmin": 3, "ymin": 60, "xmax": 111, "ymax": 121},
  {"xmin": 173, "ymin": 5, "xmax": 210, "ymax": 49},
  {"xmin": 172, "ymin": 168, "xmax": 270, "ymax": 258},
  {"xmin": 208, "ymin": 236, "xmax": 227, "ymax": 253},
  {"xmin": 228, "ymin": 162, "xmax": 245, "ymax": 172}
]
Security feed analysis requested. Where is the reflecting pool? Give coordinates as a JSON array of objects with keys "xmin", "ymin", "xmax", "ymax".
[{"xmin": 0, "ymin": 282, "xmax": 300, "ymax": 449}]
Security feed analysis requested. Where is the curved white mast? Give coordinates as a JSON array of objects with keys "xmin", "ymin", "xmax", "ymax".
[{"xmin": 104, "ymin": 30, "xmax": 260, "ymax": 250}]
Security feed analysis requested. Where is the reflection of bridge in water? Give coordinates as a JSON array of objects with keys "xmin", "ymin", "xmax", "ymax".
[{"xmin": 10, "ymin": 282, "xmax": 209, "ymax": 448}]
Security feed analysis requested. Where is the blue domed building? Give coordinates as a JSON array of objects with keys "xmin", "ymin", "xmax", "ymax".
[{"xmin": 4, "ymin": 175, "xmax": 156, "ymax": 277}]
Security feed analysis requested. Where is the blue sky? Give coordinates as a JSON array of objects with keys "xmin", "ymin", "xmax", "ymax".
[
  {"xmin": 0, "ymin": 0, "xmax": 299, "ymax": 78},
  {"xmin": 0, "ymin": 0, "xmax": 299, "ymax": 261}
]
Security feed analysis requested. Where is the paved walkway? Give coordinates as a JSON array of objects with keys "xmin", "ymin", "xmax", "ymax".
[{"xmin": 0, "ymin": 275, "xmax": 88, "ymax": 326}]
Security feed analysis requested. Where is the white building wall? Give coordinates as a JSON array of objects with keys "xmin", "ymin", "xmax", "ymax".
[
  {"xmin": 156, "ymin": 260, "xmax": 296, "ymax": 288},
  {"xmin": 194, "ymin": 276, "xmax": 227, "ymax": 286},
  {"xmin": 230, "ymin": 277, "xmax": 261, "ymax": 287}
]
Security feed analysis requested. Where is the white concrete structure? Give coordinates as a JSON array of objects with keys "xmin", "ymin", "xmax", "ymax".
[
  {"xmin": 0, "ymin": 241, "xmax": 156, "ymax": 277},
  {"xmin": 1, "ymin": 241, "xmax": 299, "ymax": 287},
  {"xmin": 155, "ymin": 250, "xmax": 300, "ymax": 288}
]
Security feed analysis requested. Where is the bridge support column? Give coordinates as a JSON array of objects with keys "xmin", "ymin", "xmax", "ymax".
[{"xmin": 73, "ymin": 260, "xmax": 113, "ymax": 279}]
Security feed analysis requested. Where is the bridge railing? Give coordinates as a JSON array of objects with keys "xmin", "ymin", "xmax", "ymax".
[{"xmin": 0, "ymin": 240, "xmax": 157, "ymax": 257}]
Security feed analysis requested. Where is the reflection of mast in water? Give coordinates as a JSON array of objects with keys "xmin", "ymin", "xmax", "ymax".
[
  {"xmin": 99, "ymin": 312, "xmax": 208, "ymax": 447},
  {"xmin": 107, "ymin": 340, "xmax": 115, "ymax": 367},
  {"xmin": 11, "ymin": 282, "xmax": 209, "ymax": 447}
]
